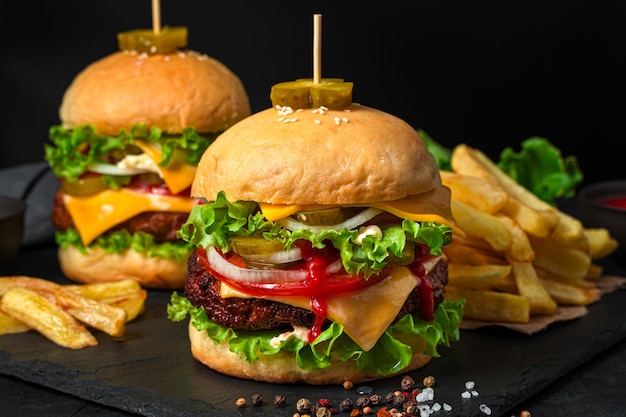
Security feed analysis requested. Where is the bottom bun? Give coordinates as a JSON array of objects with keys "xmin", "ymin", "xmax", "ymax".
[
  {"xmin": 188, "ymin": 321, "xmax": 432, "ymax": 385},
  {"xmin": 58, "ymin": 246, "xmax": 190, "ymax": 289}
]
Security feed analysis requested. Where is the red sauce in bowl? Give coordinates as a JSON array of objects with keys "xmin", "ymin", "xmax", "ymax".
[{"xmin": 598, "ymin": 196, "xmax": 626, "ymax": 210}]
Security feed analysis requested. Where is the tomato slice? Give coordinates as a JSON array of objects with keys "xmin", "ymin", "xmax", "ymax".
[{"xmin": 196, "ymin": 247, "xmax": 390, "ymax": 298}]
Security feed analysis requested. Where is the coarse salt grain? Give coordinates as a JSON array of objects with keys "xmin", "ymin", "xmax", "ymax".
[
  {"xmin": 471, "ymin": 390, "xmax": 479, "ymax": 397},
  {"xmin": 479, "ymin": 404, "xmax": 492, "ymax": 415},
  {"xmin": 465, "ymin": 381, "xmax": 475, "ymax": 389},
  {"xmin": 443, "ymin": 403, "xmax": 452, "ymax": 411},
  {"xmin": 461, "ymin": 391, "xmax": 471, "ymax": 399},
  {"xmin": 431, "ymin": 403, "xmax": 442, "ymax": 412}
]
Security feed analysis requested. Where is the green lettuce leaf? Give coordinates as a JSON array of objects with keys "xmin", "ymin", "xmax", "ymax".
[
  {"xmin": 45, "ymin": 123, "xmax": 217, "ymax": 182},
  {"xmin": 56, "ymin": 227, "xmax": 193, "ymax": 260},
  {"xmin": 177, "ymin": 191, "xmax": 453, "ymax": 278},
  {"xmin": 497, "ymin": 137, "xmax": 583, "ymax": 206},
  {"xmin": 167, "ymin": 292, "xmax": 464, "ymax": 376},
  {"xmin": 421, "ymin": 132, "xmax": 584, "ymax": 206}
]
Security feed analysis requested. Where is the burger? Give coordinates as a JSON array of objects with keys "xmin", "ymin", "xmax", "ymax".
[
  {"xmin": 167, "ymin": 96, "xmax": 464, "ymax": 384},
  {"xmin": 44, "ymin": 27, "xmax": 251, "ymax": 289}
]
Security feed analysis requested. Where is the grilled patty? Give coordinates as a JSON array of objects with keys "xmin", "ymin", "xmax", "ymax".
[{"xmin": 184, "ymin": 248, "xmax": 448, "ymax": 331}]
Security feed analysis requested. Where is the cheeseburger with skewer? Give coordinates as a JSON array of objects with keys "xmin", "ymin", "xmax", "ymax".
[
  {"xmin": 45, "ymin": 27, "xmax": 251, "ymax": 289},
  {"xmin": 167, "ymin": 76, "xmax": 465, "ymax": 384}
]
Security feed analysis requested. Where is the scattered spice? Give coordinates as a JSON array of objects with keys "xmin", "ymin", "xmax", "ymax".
[
  {"xmin": 362, "ymin": 405, "xmax": 373, "ymax": 414},
  {"xmin": 274, "ymin": 394, "xmax": 286, "ymax": 408},
  {"xmin": 400, "ymin": 375, "xmax": 415, "ymax": 391},
  {"xmin": 339, "ymin": 398, "xmax": 354, "ymax": 412},
  {"xmin": 520, "ymin": 412, "xmax": 532, "ymax": 417},
  {"xmin": 316, "ymin": 406, "xmax": 332, "ymax": 417},
  {"xmin": 297, "ymin": 397, "xmax": 312, "ymax": 413},
  {"xmin": 235, "ymin": 397, "xmax": 246, "ymax": 408},
  {"xmin": 423, "ymin": 375, "xmax": 435, "ymax": 387},
  {"xmin": 355, "ymin": 395, "xmax": 370, "ymax": 408},
  {"xmin": 369, "ymin": 394, "xmax": 383, "ymax": 406},
  {"xmin": 343, "ymin": 380, "xmax": 354, "ymax": 390},
  {"xmin": 250, "ymin": 393, "xmax": 263, "ymax": 406}
]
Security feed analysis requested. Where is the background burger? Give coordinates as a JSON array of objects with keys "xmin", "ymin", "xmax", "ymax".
[
  {"xmin": 167, "ymin": 84, "xmax": 465, "ymax": 384},
  {"xmin": 44, "ymin": 27, "xmax": 251, "ymax": 289}
]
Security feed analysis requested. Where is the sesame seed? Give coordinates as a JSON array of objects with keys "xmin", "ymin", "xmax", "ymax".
[{"xmin": 314, "ymin": 119, "xmax": 321, "ymax": 124}]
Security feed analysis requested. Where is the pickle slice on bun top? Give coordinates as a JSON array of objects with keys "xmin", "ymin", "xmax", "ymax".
[
  {"xmin": 168, "ymin": 79, "xmax": 464, "ymax": 385},
  {"xmin": 45, "ymin": 27, "xmax": 251, "ymax": 289}
]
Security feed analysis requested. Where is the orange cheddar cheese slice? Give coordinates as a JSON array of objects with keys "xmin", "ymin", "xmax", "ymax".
[{"xmin": 63, "ymin": 189, "xmax": 196, "ymax": 246}]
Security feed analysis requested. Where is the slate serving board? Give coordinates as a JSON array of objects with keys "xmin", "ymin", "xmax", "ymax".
[{"xmin": 1, "ymin": 245, "xmax": 625, "ymax": 417}]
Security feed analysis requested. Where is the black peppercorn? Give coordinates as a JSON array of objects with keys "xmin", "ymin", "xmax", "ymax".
[
  {"xmin": 355, "ymin": 395, "xmax": 370, "ymax": 408},
  {"xmin": 250, "ymin": 393, "xmax": 263, "ymax": 406},
  {"xmin": 274, "ymin": 394, "xmax": 286, "ymax": 408},
  {"xmin": 339, "ymin": 398, "xmax": 354, "ymax": 412},
  {"xmin": 400, "ymin": 375, "xmax": 415, "ymax": 391},
  {"xmin": 369, "ymin": 394, "xmax": 382, "ymax": 406}
]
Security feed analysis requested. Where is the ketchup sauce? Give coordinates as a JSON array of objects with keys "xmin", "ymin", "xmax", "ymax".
[
  {"xmin": 198, "ymin": 241, "xmax": 435, "ymax": 344},
  {"xmin": 598, "ymin": 196, "xmax": 626, "ymax": 210}
]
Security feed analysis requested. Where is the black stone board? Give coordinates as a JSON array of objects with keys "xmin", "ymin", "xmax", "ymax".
[{"xmin": 1, "ymin": 245, "xmax": 625, "ymax": 417}]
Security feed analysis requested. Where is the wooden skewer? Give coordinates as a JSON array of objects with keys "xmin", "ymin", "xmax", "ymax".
[
  {"xmin": 313, "ymin": 14, "xmax": 322, "ymax": 84},
  {"xmin": 152, "ymin": 0, "xmax": 161, "ymax": 34}
]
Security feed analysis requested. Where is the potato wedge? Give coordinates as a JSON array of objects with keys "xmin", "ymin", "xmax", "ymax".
[{"xmin": 0, "ymin": 287, "xmax": 97, "ymax": 349}]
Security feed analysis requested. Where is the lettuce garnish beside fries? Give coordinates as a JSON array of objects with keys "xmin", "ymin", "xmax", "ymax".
[{"xmin": 420, "ymin": 130, "xmax": 583, "ymax": 206}]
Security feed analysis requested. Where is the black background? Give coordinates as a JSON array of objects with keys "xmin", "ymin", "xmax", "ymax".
[{"xmin": 1, "ymin": 1, "xmax": 625, "ymax": 186}]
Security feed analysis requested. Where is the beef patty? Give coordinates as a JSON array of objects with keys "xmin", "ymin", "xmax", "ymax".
[{"xmin": 184, "ymin": 248, "xmax": 448, "ymax": 331}]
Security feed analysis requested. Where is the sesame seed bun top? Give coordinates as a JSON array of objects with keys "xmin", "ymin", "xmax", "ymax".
[
  {"xmin": 191, "ymin": 104, "xmax": 441, "ymax": 205},
  {"xmin": 59, "ymin": 50, "xmax": 251, "ymax": 135}
]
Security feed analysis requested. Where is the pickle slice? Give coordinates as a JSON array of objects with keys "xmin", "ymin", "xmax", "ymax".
[
  {"xmin": 230, "ymin": 235, "xmax": 285, "ymax": 256},
  {"xmin": 295, "ymin": 207, "xmax": 363, "ymax": 226},
  {"xmin": 61, "ymin": 176, "xmax": 108, "ymax": 196},
  {"xmin": 270, "ymin": 78, "xmax": 353, "ymax": 110},
  {"xmin": 385, "ymin": 241, "xmax": 416, "ymax": 266},
  {"xmin": 117, "ymin": 26, "xmax": 188, "ymax": 54}
]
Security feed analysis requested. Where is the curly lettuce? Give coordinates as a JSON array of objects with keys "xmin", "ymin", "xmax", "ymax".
[
  {"xmin": 177, "ymin": 191, "xmax": 453, "ymax": 279},
  {"xmin": 44, "ymin": 123, "xmax": 217, "ymax": 182},
  {"xmin": 167, "ymin": 292, "xmax": 464, "ymax": 376},
  {"xmin": 56, "ymin": 227, "xmax": 193, "ymax": 260}
]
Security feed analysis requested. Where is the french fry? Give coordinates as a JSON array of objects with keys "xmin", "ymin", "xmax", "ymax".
[
  {"xmin": 448, "ymin": 264, "xmax": 512, "ymax": 289},
  {"xmin": 443, "ymin": 242, "xmax": 507, "ymax": 266},
  {"xmin": 446, "ymin": 286, "xmax": 530, "ymax": 323},
  {"xmin": 0, "ymin": 276, "xmax": 147, "ymax": 348},
  {"xmin": 64, "ymin": 279, "xmax": 142, "ymax": 300},
  {"xmin": 529, "ymin": 236, "xmax": 591, "ymax": 282},
  {"xmin": 451, "ymin": 199, "xmax": 512, "ymax": 251},
  {"xmin": 53, "ymin": 288, "xmax": 127, "ymax": 337},
  {"xmin": 0, "ymin": 310, "xmax": 31, "ymax": 335},
  {"xmin": 510, "ymin": 261, "xmax": 557, "ymax": 315},
  {"xmin": 100, "ymin": 290, "xmax": 147, "ymax": 322},
  {"xmin": 496, "ymin": 215, "xmax": 535, "ymax": 262},
  {"xmin": 539, "ymin": 279, "xmax": 600, "ymax": 306},
  {"xmin": 451, "ymin": 144, "xmax": 559, "ymax": 238},
  {"xmin": 440, "ymin": 170, "xmax": 509, "ymax": 213},
  {"xmin": 584, "ymin": 228, "xmax": 619, "ymax": 260},
  {"xmin": 535, "ymin": 267, "xmax": 597, "ymax": 289},
  {"xmin": 0, "ymin": 287, "xmax": 98, "ymax": 349}
]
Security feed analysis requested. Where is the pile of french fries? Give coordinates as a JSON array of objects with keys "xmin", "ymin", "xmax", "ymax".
[
  {"xmin": 0, "ymin": 277, "xmax": 147, "ymax": 348},
  {"xmin": 442, "ymin": 144, "xmax": 619, "ymax": 323}
]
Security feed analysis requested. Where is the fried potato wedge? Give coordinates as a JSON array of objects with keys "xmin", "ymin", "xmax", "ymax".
[{"xmin": 0, "ymin": 287, "xmax": 98, "ymax": 349}]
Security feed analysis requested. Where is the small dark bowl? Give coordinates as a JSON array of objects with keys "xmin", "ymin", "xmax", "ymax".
[
  {"xmin": 0, "ymin": 196, "xmax": 26, "ymax": 271},
  {"xmin": 579, "ymin": 180, "xmax": 626, "ymax": 264}
]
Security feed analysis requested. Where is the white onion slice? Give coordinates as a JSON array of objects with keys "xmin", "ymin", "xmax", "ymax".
[
  {"xmin": 276, "ymin": 207, "xmax": 383, "ymax": 233},
  {"xmin": 206, "ymin": 246, "xmax": 345, "ymax": 283},
  {"xmin": 242, "ymin": 246, "xmax": 303, "ymax": 264},
  {"xmin": 87, "ymin": 163, "xmax": 149, "ymax": 176},
  {"xmin": 207, "ymin": 246, "xmax": 306, "ymax": 283}
]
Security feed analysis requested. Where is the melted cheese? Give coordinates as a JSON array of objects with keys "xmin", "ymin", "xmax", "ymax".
[
  {"xmin": 220, "ymin": 266, "xmax": 419, "ymax": 351},
  {"xmin": 134, "ymin": 140, "xmax": 197, "ymax": 194},
  {"xmin": 259, "ymin": 185, "xmax": 464, "ymax": 236},
  {"xmin": 63, "ymin": 189, "xmax": 196, "ymax": 245}
]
